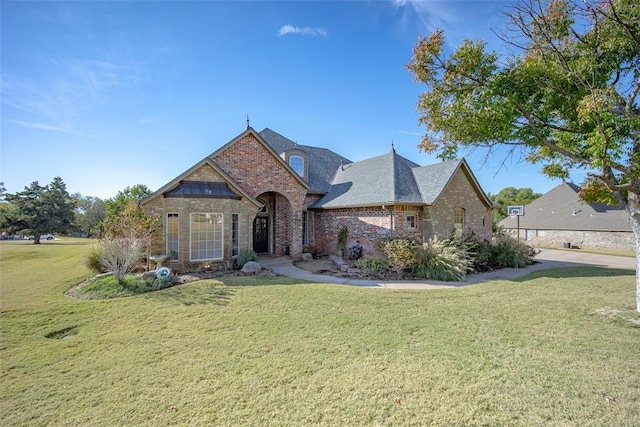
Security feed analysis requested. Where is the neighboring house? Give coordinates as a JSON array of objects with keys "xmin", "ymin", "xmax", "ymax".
[
  {"xmin": 498, "ymin": 181, "xmax": 634, "ymax": 250},
  {"xmin": 141, "ymin": 127, "xmax": 493, "ymax": 270}
]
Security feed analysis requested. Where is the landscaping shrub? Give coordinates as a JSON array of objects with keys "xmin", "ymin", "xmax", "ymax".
[
  {"xmin": 458, "ymin": 233, "xmax": 536, "ymax": 272},
  {"xmin": 79, "ymin": 274, "xmax": 174, "ymax": 299},
  {"xmin": 413, "ymin": 237, "xmax": 471, "ymax": 281},
  {"xmin": 459, "ymin": 235, "xmax": 496, "ymax": 273},
  {"xmin": 237, "ymin": 249, "xmax": 257, "ymax": 269},
  {"xmin": 337, "ymin": 226, "xmax": 348, "ymax": 256},
  {"xmin": 376, "ymin": 237, "xmax": 418, "ymax": 273},
  {"xmin": 127, "ymin": 276, "xmax": 173, "ymax": 293},
  {"xmin": 355, "ymin": 257, "xmax": 389, "ymax": 278}
]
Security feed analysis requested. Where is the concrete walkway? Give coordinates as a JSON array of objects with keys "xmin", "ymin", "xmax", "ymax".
[{"xmin": 258, "ymin": 248, "xmax": 637, "ymax": 290}]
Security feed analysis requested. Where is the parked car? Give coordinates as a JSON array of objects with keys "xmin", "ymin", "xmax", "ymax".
[{"xmin": 40, "ymin": 234, "xmax": 55, "ymax": 240}]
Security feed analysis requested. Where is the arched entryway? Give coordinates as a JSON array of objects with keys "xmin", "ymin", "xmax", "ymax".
[{"xmin": 253, "ymin": 192, "xmax": 295, "ymax": 256}]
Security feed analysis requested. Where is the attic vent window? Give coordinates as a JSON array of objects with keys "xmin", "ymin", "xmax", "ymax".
[{"xmin": 289, "ymin": 155, "xmax": 304, "ymax": 177}]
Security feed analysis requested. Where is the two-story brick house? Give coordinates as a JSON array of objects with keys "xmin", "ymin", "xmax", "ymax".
[{"xmin": 141, "ymin": 126, "xmax": 493, "ymax": 270}]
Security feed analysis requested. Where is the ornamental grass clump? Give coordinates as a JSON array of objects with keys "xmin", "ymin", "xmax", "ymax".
[
  {"xmin": 236, "ymin": 249, "xmax": 257, "ymax": 268},
  {"xmin": 492, "ymin": 233, "xmax": 536, "ymax": 268},
  {"xmin": 85, "ymin": 244, "xmax": 107, "ymax": 274},
  {"xmin": 413, "ymin": 237, "xmax": 471, "ymax": 281},
  {"xmin": 99, "ymin": 236, "xmax": 144, "ymax": 283}
]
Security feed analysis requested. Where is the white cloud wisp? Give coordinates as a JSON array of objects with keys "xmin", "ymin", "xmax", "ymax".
[{"xmin": 278, "ymin": 24, "xmax": 327, "ymax": 37}]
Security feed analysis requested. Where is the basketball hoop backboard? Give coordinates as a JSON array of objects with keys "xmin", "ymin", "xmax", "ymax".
[{"xmin": 507, "ymin": 205, "xmax": 524, "ymax": 216}]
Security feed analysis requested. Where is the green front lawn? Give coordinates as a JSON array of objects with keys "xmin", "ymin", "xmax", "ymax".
[{"xmin": 1, "ymin": 239, "xmax": 638, "ymax": 425}]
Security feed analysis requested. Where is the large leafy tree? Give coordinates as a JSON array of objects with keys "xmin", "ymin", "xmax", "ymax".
[
  {"xmin": 73, "ymin": 194, "xmax": 106, "ymax": 237},
  {"xmin": 4, "ymin": 177, "xmax": 76, "ymax": 244},
  {"xmin": 104, "ymin": 184, "xmax": 152, "ymax": 220},
  {"xmin": 407, "ymin": 0, "xmax": 640, "ymax": 311},
  {"xmin": 489, "ymin": 187, "xmax": 542, "ymax": 223},
  {"xmin": 0, "ymin": 182, "xmax": 15, "ymax": 234}
]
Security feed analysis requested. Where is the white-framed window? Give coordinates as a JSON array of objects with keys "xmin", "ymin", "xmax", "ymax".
[
  {"xmin": 289, "ymin": 155, "xmax": 304, "ymax": 177},
  {"xmin": 406, "ymin": 214, "xmax": 416, "ymax": 229},
  {"xmin": 190, "ymin": 213, "xmax": 223, "ymax": 261},
  {"xmin": 302, "ymin": 211, "xmax": 309, "ymax": 246},
  {"xmin": 454, "ymin": 208, "xmax": 465, "ymax": 236},
  {"xmin": 232, "ymin": 213, "xmax": 239, "ymax": 257},
  {"xmin": 167, "ymin": 213, "xmax": 179, "ymax": 260}
]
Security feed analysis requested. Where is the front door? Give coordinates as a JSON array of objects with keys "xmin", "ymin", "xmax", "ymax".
[{"xmin": 253, "ymin": 217, "xmax": 269, "ymax": 253}]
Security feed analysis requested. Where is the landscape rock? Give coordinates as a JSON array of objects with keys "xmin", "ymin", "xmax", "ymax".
[
  {"xmin": 301, "ymin": 253, "xmax": 314, "ymax": 262},
  {"xmin": 242, "ymin": 261, "xmax": 262, "ymax": 274}
]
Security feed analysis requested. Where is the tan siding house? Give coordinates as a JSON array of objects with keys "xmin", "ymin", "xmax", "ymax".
[{"xmin": 498, "ymin": 182, "xmax": 634, "ymax": 250}]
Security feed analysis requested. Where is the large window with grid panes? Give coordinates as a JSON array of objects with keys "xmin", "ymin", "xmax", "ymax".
[{"xmin": 190, "ymin": 213, "xmax": 223, "ymax": 261}]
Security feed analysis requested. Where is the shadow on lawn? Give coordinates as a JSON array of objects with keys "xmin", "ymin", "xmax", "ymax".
[
  {"xmin": 146, "ymin": 275, "xmax": 308, "ymax": 306},
  {"xmin": 148, "ymin": 282, "xmax": 235, "ymax": 306}
]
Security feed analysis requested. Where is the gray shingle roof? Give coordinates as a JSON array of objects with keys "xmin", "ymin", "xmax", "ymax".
[
  {"xmin": 498, "ymin": 182, "xmax": 631, "ymax": 231},
  {"xmin": 311, "ymin": 153, "xmax": 480, "ymax": 209},
  {"xmin": 311, "ymin": 150, "xmax": 421, "ymax": 208},
  {"xmin": 412, "ymin": 159, "xmax": 465, "ymax": 204},
  {"xmin": 259, "ymin": 128, "xmax": 352, "ymax": 194}
]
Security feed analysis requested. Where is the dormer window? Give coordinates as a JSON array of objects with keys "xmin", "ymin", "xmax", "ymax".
[{"xmin": 289, "ymin": 155, "xmax": 304, "ymax": 177}]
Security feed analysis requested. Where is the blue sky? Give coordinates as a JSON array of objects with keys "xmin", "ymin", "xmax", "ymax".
[{"xmin": 1, "ymin": 0, "xmax": 580, "ymax": 199}]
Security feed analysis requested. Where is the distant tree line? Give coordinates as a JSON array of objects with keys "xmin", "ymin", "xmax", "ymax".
[
  {"xmin": 0, "ymin": 178, "xmax": 152, "ymax": 243},
  {"xmin": 487, "ymin": 187, "xmax": 542, "ymax": 224}
]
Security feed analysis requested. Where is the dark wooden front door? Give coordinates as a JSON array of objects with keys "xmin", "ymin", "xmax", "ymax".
[{"xmin": 253, "ymin": 217, "xmax": 269, "ymax": 253}]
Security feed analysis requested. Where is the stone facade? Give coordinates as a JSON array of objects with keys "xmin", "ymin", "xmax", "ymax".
[
  {"xmin": 142, "ymin": 163, "xmax": 259, "ymax": 271},
  {"xmin": 427, "ymin": 167, "xmax": 493, "ymax": 242}
]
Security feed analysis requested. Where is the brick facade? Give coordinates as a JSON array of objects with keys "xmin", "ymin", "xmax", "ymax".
[{"xmin": 211, "ymin": 132, "xmax": 308, "ymax": 258}]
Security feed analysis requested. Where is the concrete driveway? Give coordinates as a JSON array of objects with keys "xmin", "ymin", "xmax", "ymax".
[{"xmin": 260, "ymin": 248, "xmax": 637, "ymax": 290}]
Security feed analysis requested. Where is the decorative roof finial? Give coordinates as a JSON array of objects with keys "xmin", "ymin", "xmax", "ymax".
[
  {"xmin": 246, "ymin": 114, "xmax": 250, "ymax": 129},
  {"xmin": 391, "ymin": 140, "xmax": 395, "ymax": 153}
]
